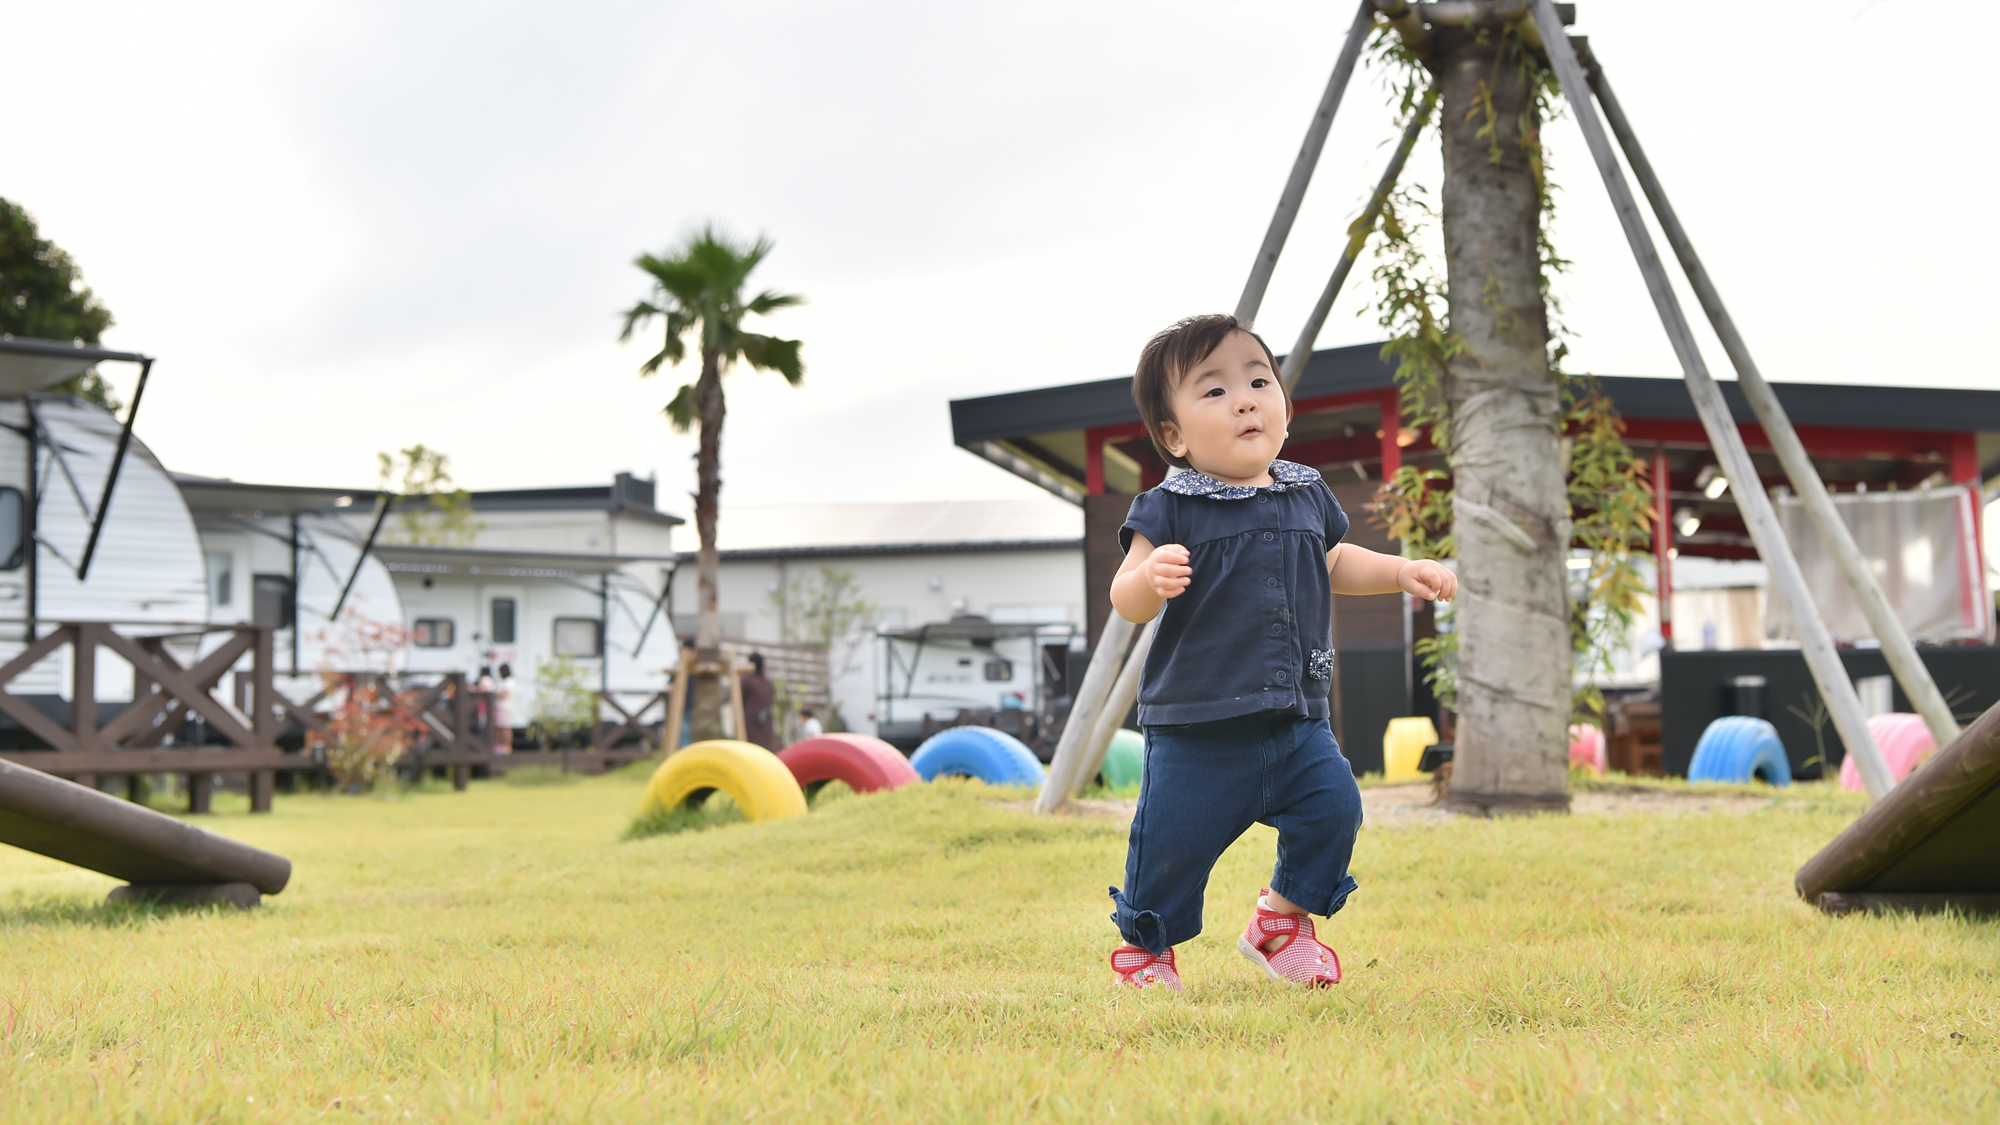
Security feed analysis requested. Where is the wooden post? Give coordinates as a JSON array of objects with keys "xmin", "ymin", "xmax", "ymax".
[
  {"xmin": 1234, "ymin": 0, "xmax": 1376, "ymax": 326},
  {"xmin": 188, "ymin": 770, "xmax": 212, "ymax": 815},
  {"xmin": 1073, "ymin": 618, "xmax": 1157, "ymax": 795},
  {"xmin": 252, "ymin": 625, "xmax": 275, "ymax": 743},
  {"xmin": 726, "ymin": 657, "xmax": 748, "ymax": 744},
  {"xmin": 452, "ymin": 763, "xmax": 468, "ymax": 791},
  {"xmin": 1581, "ymin": 48, "xmax": 1961, "ymax": 751},
  {"xmin": 1653, "ymin": 444, "xmax": 1673, "ymax": 644},
  {"xmin": 71, "ymin": 623, "xmax": 97, "ymax": 756},
  {"xmin": 661, "ymin": 648, "xmax": 693, "ymax": 755},
  {"xmin": 1531, "ymin": 1, "xmax": 1895, "ymax": 798},
  {"xmin": 1278, "ymin": 86, "xmax": 1439, "ymax": 392},
  {"xmin": 250, "ymin": 770, "xmax": 273, "ymax": 814},
  {"xmin": 1034, "ymin": 613, "xmax": 1137, "ymax": 813}
]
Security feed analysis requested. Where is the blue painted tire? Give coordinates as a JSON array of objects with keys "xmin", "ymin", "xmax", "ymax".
[
  {"xmin": 908, "ymin": 727, "xmax": 1046, "ymax": 787},
  {"xmin": 1687, "ymin": 716, "xmax": 1793, "ymax": 786},
  {"xmin": 1100, "ymin": 729, "xmax": 1145, "ymax": 790}
]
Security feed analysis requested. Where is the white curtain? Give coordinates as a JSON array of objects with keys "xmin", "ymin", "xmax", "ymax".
[{"xmin": 1765, "ymin": 484, "xmax": 1990, "ymax": 645}]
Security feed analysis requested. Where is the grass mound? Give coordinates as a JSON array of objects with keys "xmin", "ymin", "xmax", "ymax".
[{"xmin": 0, "ymin": 772, "xmax": 1991, "ymax": 1122}]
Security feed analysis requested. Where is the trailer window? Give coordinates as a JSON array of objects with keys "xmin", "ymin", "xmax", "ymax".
[
  {"xmin": 0, "ymin": 487, "xmax": 20, "ymax": 571},
  {"xmin": 412, "ymin": 618, "xmax": 456, "ymax": 648},
  {"xmin": 983, "ymin": 660, "xmax": 1013, "ymax": 682},
  {"xmin": 252, "ymin": 574, "xmax": 294, "ymax": 629},
  {"xmin": 490, "ymin": 597, "xmax": 516, "ymax": 644},
  {"xmin": 206, "ymin": 551, "xmax": 233, "ymax": 606},
  {"xmin": 553, "ymin": 617, "xmax": 602, "ymax": 658}
]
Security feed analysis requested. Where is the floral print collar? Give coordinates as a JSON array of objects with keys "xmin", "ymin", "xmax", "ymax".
[{"xmin": 1159, "ymin": 458, "xmax": 1320, "ymax": 500}]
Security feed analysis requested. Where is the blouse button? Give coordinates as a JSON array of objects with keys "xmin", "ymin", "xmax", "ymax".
[
  {"xmin": 1257, "ymin": 493, "xmax": 1270, "ymax": 503},
  {"xmin": 1262, "ymin": 532, "xmax": 1275, "ymax": 542},
  {"xmin": 1266, "ymin": 577, "xmax": 1278, "ymax": 587},
  {"xmin": 1276, "ymin": 671, "xmax": 1289, "ymax": 683},
  {"xmin": 1269, "ymin": 623, "xmax": 1283, "ymax": 635}
]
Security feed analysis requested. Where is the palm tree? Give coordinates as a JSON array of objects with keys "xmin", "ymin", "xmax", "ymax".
[{"xmin": 620, "ymin": 225, "xmax": 803, "ymax": 742}]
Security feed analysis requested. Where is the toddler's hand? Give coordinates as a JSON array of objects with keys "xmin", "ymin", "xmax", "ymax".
[
  {"xmin": 1398, "ymin": 559, "xmax": 1456, "ymax": 602},
  {"xmin": 1144, "ymin": 544, "xmax": 1192, "ymax": 600}
]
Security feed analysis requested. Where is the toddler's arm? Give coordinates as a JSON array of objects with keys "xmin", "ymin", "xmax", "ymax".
[
  {"xmin": 1327, "ymin": 543, "xmax": 1457, "ymax": 602},
  {"xmin": 1111, "ymin": 532, "xmax": 1190, "ymax": 623}
]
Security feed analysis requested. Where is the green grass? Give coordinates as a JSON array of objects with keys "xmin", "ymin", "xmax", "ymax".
[{"xmin": 0, "ymin": 770, "xmax": 1993, "ymax": 1123}]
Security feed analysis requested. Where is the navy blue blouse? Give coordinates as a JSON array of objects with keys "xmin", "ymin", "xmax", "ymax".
[{"xmin": 1118, "ymin": 459, "xmax": 1349, "ymax": 727}]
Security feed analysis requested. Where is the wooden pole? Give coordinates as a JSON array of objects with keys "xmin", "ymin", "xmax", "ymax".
[
  {"xmin": 1033, "ymin": 613, "xmax": 1136, "ymax": 813},
  {"xmin": 1279, "ymin": 86, "xmax": 1439, "ymax": 393},
  {"xmin": 1581, "ymin": 49, "xmax": 1961, "ymax": 751},
  {"xmin": 1073, "ymin": 618, "xmax": 1156, "ymax": 795},
  {"xmin": 661, "ymin": 648, "xmax": 692, "ymax": 756},
  {"xmin": 1234, "ymin": 0, "xmax": 1376, "ymax": 326},
  {"xmin": 1529, "ymin": 1, "xmax": 1895, "ymax": 799}
]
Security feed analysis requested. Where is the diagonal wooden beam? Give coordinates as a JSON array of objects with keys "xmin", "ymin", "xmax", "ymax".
[
  {"xmin": 98, "ymin": 631, "xmax": 256, "ymax": 745},
  {"xmin": 95, "ymin": 630, "xmax": 264, "ymax": 750},
  {"xmin": 1530, "ymin": 0, "xmax": 1894, "ymax": 798}
]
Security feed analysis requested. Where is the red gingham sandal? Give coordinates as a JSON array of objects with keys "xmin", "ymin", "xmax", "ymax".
[
  {"xmin": 1237, "ymin": 891, "xmax": 1341, "ymax": 987},
  {"xmin": 1110, "ymin": 944, "xmax": 1182, "ymax": 991}
]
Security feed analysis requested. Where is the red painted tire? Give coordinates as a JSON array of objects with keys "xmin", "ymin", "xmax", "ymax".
[{"xmin": 777, "ymin": 734, "xmax": 921, "ymax": 794}]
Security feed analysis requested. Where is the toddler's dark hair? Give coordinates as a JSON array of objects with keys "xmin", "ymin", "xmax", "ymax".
[{"xmin": 1130, "ymin": 314, "xmax": 1285, "ymax": 469}]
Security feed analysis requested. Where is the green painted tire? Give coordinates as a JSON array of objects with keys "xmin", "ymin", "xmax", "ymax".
[{"xmin": 1100, "ymin": 728, "xmax": 1145, "ymax": 790}]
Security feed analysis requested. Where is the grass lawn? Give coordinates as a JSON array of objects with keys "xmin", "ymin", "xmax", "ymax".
[{"xmin": 0, "ymin": 766, "xmax": 1994, "ymax": 1123}]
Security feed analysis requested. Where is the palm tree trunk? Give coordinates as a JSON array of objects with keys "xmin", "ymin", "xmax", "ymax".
[
  {"xmin": 1432, "ymin": 31, "xmax": 1571, "ymax": 815},
  {"xmin": 691, "ymin": 347, "xmax": 728, "ymax": 742}
]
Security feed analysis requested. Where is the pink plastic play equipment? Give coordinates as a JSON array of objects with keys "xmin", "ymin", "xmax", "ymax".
[
  {"xmin": 1568, "ymin": 724, "xmax": 1606, "ymax": 775},
  {"xmin": 1838, "ymin": 713, "xmax": 1936, "ymax": 792},
  {"xmin": 776, "ymin": 734, "xmax": 921, "ymax": 795}
]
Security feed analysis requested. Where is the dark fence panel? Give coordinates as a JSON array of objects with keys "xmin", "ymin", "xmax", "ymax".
[{"xmin": 1660, "ymin": 646, "xmax": 2000, "ymax": 779}]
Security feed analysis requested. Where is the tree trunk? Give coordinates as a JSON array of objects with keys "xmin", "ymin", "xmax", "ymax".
[
  {"xmin": 691, "ymin": 347, "xmax": 728, "ymax": 742},
  {"xmin": 1431, "ymin": 31, "xmax": 1571, "ymax": 815}
]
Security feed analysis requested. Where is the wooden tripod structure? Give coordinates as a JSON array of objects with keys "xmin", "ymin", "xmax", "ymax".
[{"xmin": 1038, "ymin": 0, "xmax": 1956, "ymax": 812}]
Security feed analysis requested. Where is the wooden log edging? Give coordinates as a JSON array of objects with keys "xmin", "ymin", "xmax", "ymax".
[
  {"xmin": 1794, "ymin": 700, "xmax": 2000, "ymax": 909},
  {"xmin": 0, "ymin": 755, "xmax": 291, "ymax": 894}
]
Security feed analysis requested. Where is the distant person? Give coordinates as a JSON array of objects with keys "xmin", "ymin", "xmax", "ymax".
[
  {"xmin": 740, "ymin": 652, "xmax": 777, "ymax": 750},
  {"xmin": 474, "ymin": 665, "xmax": 497, "ymax": 737},
  {"xmin": 493, "ymin": 663, "xmax": 518, "ymax": 754},
  {"xmin": 798, "ymin": 708, "xmax": 823, "ymax": 741}
]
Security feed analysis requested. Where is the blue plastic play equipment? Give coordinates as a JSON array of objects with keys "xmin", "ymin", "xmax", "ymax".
[
  {"xmin": 1100, "ymin": 729, "xmax": 1145, "ymax": 790},
  {"xmin": 908, "ymin": 726, "xmax": 1047, "ymax": 786},
  {"xmin": 1687, "ymin": 716, "xmax": 1793, "ymax": 786}
]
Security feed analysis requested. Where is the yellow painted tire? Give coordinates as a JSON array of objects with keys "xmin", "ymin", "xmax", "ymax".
[
  {"xmin": 640, "ymin": 740, "xmax": 808, "ymax": 822},
  {"xmin": 1382, "ymin": 716, "xmax": 1440, "ymax": 783}
]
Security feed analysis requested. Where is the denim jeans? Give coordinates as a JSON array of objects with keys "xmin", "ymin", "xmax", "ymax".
[{"xmin": 1109, "ymin": 711, "xmax": 1362, "ymax": 954}]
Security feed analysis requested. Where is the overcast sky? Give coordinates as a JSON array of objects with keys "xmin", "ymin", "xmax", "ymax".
[{"xmin": 8, "ymin": 1, "xmax": 1991, "ymax": 521}]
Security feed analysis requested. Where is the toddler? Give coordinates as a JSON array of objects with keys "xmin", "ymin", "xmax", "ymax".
[{"xmin": 1106, "ymin": 314, "xmax": 1455, "ymax": 991}]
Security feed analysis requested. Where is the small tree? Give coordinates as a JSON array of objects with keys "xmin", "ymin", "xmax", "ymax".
[
  {"xmin": 377, "ymin": 444, "xmax": 480, "ymax": 546},
  {"xmin": 528, "ymin": 654, "xmax": 600, "ymax": 751},
  {"xmin": 770, "ymin": 565, "xmax": 876, "ymax": 678},
  {"xmin": 0, "ymin": 196, "xmax": 120, "ymax": 409},
  {"xmin": 317, "ymin": 677, "xmax": 427, "ymax": 793},
  {"xmin": 769, "ymin": 565, "xmax": 875, "ymax": 734}
]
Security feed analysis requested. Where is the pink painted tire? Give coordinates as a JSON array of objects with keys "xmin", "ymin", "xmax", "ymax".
[
  {"xmin": 777, "ymin": 734, "xmax": 921, "ymax": 795},
  {"xmin": 1568, "ymin": 724, "xmax": 1606, "ymax": 775},
  {"xmin": 1839, "ymin": 713, "xmax": 1936, "ymax": 792}
]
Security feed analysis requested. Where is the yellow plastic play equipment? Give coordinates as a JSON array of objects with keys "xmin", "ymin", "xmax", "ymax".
[
  {"xmin": 639, "ymin": 740, "xmax": 808, "ymax": 822},
  {"xmin": 1381, "ymin": 716, "xmax": 1440, "ymax": 783}
]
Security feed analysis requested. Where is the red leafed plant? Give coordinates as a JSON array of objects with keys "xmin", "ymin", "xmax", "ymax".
[{"xmin": 316, "ymin": 675, "xmax": 429, "ymax": 793}]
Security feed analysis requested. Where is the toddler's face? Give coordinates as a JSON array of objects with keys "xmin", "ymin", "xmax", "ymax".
[{"xmin": 1158, "ymin": 330, "xmax": 1290, "ymax": 484}]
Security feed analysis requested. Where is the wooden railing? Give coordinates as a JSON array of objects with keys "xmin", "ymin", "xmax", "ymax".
[
  {"xmin": 0, "ymin": 621, "xmax": 290, "ymax": 813},
  {"xmin": 0, "ymin": 622, "xmax": 664, "ymax": 812},
  {"xmin": 281, "ymin": 673, "xmax": 660, "ymax": 788}
]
